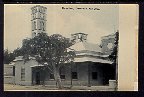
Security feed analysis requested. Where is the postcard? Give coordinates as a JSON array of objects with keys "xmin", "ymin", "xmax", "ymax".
[{"xmin": 4, "ymin": 4, "xmax": 138, "ymax": 91}]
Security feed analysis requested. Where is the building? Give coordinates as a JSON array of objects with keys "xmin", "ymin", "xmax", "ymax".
[
  {"xmin": 10, "ymin": 32, "xmax": 117, "ymax": 87},
  {"xmin": 4, "ymin": 63, "xmax": 15, "ymax": 84},
  {"xmin": 4, "ymin": 5, "xmax": 117, "ymax": 89},
  {"xmin": 31, "ymin": 5, "xmax": 47, "ymax": 38}
]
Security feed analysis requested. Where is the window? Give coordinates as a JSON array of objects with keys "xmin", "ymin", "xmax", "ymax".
[
  {"xmin": 60, "ymin": 75, "xmax": 65, "ymax": 79},
  {"xmin": 71, "ymin": 64, "xmax": 78, "ymax": 79},
  {"xmin": 33, "ymin": 21, "xmax": 36, "ymax": 30},
  {"xmin": 72, "ymin": 72, "xmax": 78, "ymax": 79},
  {"xmin": 32, "ymin": 14, "xmax": 35, "ymax": 19},
  {"xmin": 92, "ymin": 72, "xmax": 97, "ymax": 80},
  {"xmin": 40, "ymin": 21, "xmax": 42, "ymax": 30},
  {"xmin": 41, "ymin": 21, "xmax": 45, "ymax": 31},
  {"xmin": 50, "ymin": 73, "xmax": 54, "ymax": 79},
  {"xmin": 21, "ymin": 67, "xmax": 25, "ymax": 81},
  {"xmin": 33, "ymin": 14, "xmax": 36, "ymax": 19},
  {"xmin": 39, "ymin": 7, "xmax": 42, "ymax": 12},
  {"xmin": 34, "ymin": 8, "xmax": 37, "ymax": 13},
  {"xmin": 13, "ymin": 66, "xmax": 15, "ymax": 76},
  {"xmin": 60, "ymin": 66, "xmax": 65, "ymax": 79}
]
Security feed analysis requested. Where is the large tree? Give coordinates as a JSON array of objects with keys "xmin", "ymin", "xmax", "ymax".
[
  {"xmin": 4, "ymin": 49, "xmax": 15, "ymax": 64},
  {"xmin": 14, "ymin": 33, "xmax": 75, "ymax": 89}
]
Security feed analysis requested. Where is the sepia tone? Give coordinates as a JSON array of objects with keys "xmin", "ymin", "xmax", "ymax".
[{"xmin": 4, "ymin": 4, "xmax": 138, "ymax": 91}]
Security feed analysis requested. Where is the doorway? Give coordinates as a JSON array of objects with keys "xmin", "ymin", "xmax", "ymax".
[{"xmin": 36, "ymin": 72, "xmax": 40, "ymax": 85}]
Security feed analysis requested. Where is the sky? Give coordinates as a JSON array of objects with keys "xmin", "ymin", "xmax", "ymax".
[{"xmin": 4, "ymin": 4, "xmax": 119, "ymax": 52}]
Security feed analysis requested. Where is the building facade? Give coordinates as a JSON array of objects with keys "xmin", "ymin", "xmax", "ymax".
[
  {"xmin": 10, "ymin": 32, "xmax": 116, "ymax": 87},
  {"xmin": 4, "ymin": 63, "xmax": 15, "ymax": 84}
]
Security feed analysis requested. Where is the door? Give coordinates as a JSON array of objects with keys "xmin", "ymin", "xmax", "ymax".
[{"xmin": 36, "ymin": 72, "xmax": 40, "ymax": 85}]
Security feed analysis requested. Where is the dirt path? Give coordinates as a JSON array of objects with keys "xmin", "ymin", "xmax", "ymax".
[{"xmin": 4, "ymin": 84, "xmax": 115, "ymax": 91}]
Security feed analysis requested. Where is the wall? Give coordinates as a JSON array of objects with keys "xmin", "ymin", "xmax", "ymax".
[
  {"xmin": 4, "ymin": 64, "xmax": 14, "ymax": 76},
  {"xmin": 37, "ymin": 62, "xmax": 104, "ymax": 86},
  {"xmin": 4, "ymin": 76, "xmax": 15, "ymax": 84},
  {"xmin": 15, "ymin": 59, "xmax": 39, "ymax": 86},
  {"xmin": 4, "ymin": 64, "xmax": 15, "ymax": 84},
  {"xmin": 14, "ymin": 60, "xmax": 108, "ymax": 87}
]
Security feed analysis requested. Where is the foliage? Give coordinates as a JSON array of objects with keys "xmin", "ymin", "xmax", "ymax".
[
  {"xmin": 4, "ymin": 49, "xmax": 15, "ymax": 64},
  {"xmin": 13, "ymin": 33, "xmax": 75, "ymax": 89},
  {"xmin": 109, "ymin": 31, "xmax": 119, "ymax": 63}
]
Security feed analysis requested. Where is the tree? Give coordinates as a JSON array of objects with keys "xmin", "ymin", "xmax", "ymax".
[
  {"xmin": 109, "ymin": 31, "xmax": 119, "ymax": 63},
  {"xmin": 15, "ymin": 33, "xmax": 75, "ymax": 89},
  {"xmin": 108, "ymin": 31, "xmax": 119, "ymax": 90},
  {"xmin": 4, "ymin": 49, "xmax": 15, "ymax": 64}
]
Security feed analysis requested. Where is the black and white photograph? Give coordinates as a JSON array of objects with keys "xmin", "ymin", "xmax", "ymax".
[{"xmin": 4, "ymin": 4, "xmax": 138, "ymax": 91}]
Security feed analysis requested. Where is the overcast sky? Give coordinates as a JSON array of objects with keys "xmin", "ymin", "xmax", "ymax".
[{"xmin": 4, "ymin": 4, "xmax": 119, "ymax": 52}]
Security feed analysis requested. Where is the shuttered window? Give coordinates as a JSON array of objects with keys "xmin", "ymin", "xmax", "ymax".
[{"xmin": 21, "ymin": 67, "xmax": 25, "ymax": 81}]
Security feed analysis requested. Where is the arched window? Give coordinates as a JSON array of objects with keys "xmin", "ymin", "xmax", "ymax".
[
  {"xmin": 33, "ymin": 14, "xmax": 36, "ymax": 19},
  {"xmin": 40, "ymin": 21, "xmax": 45, "ymax": 31},
  {"xmin": 42, "ymin": 22, "xmax": 45, "ymax": 31},
  {"xmin": 33, "ymin": 21, "xmax": 36, "ymax": 30}
]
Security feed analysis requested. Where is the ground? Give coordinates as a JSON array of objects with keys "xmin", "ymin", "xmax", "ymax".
[{"xmin": 4, "ymin": 84, "xmax": 115, "ymax": 91}]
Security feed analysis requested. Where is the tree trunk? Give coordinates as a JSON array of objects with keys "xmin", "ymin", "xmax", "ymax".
[{"xmin": 53, "ymin": 64, "xmax": 62, "ymax": 89}]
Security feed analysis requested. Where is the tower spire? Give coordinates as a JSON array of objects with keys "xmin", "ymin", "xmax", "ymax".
[{"xmin": 31, "ymin": 5, "xmax": 47, "ymax": 38}]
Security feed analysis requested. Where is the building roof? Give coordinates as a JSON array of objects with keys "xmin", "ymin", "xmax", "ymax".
[
  {"xmin": 13, "ymin": 56, "xmax": 36, "ymax": 62},
  {"xmin": 101, "ymin": 33, "xmax": 116, "ymax": 40},
  {"xmin": 9, "ymin": 62, "xmax": 15, "ymax": 66},
  {"xmin": 30, "ymin": 64, "xmax": 44, "ymax": 67},
  {"xmin": 70, "ymin": 41, "xmax": 101, "ymax": 53},
  {"xmin": 74, "ymin": 56, "xmax": 113, "ymax": 64},
  {"xmin": 4, "ymin": 64, "xmax": 14, "ymax": 67},
  {"xmin": 69, "ymin": 35, "xmax": 113, "ymax": 64}
]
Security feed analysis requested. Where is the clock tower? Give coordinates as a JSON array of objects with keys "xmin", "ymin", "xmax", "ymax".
[{"xmin": 31, "ymin": 5, "xmax": 47, "ymax": 38}]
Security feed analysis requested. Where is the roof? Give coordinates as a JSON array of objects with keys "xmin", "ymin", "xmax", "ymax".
[
  {"xmin": 9, "ymin": 62, "xmax": 15, "ymax": 66},
  {"xmin": 70, "ymin": 41, "xmax": 101, "ymax": 53},
  {"xmin": 101, "ymin": 33, "xmax": 116, "ymax": 40},
  {"xmin": 13, "ymin": 56, "xmax": 36, "ymax": 62},
  {"xmin": 76, "ymin": 52, "xmax": 109, "ymax": 57},
  {"xmin": 4, "ymin": 64, "xmax": 14, "ymax": 67},
  {"xmin": 71, "ymin": 33, "xmax": 88, "ymax": 35},
  {"xmin": 69, "ymin": 40, "xmax": 113, "ymax": 64},
  {"xmin": 30, "ymin": 64, "xmax": 44, "ymax": 67},
  {"xmin": 74, "ymin": 56, "xmax": 113, "ymax": 64}
]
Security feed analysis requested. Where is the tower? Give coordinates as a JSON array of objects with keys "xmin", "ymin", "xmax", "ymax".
[
  {"xmin": 31, "ymin": 5, "xmax": 47, "ymax": 38},
  {"xmin": 71, "ymin": 33, "xmax": 88, "ymax": 43}
]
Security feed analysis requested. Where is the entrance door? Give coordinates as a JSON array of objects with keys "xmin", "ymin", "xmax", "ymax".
[{"xmin": 36, "ymin": 72, "xmax": 40, "ymax": 85}]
